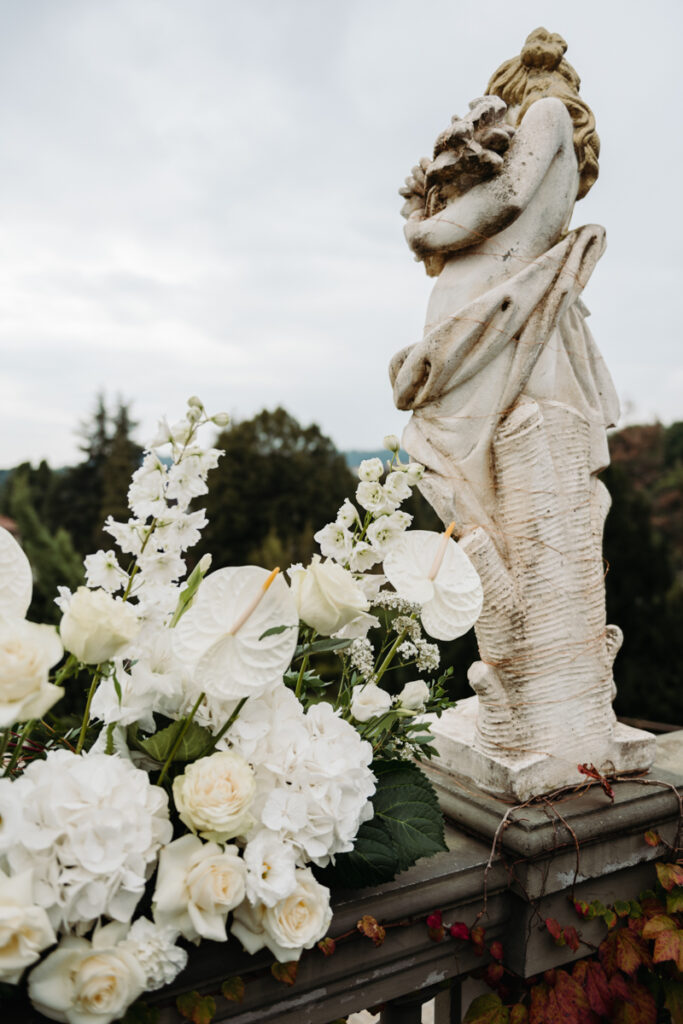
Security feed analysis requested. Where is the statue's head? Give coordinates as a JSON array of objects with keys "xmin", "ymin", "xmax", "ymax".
[{"xmin": 486, "ymin": 28, "xmax": 599, "ymax": 199}]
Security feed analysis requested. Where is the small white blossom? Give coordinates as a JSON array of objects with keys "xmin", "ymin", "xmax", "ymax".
[
  {"xmin": 383, "ymin": 470, "xmax": 412, "ymax": 504},
  {"xmin": 383, "ymin": 434, "xmax": 401, "ymax": 452},
  {"xmin": 336, "ymin": 498, "xmax": 360, "ymax": 529},
  {"xmin": 84, "ymin": 550, "xmax": 128, "ymax": 594},
  {"xmin": 313, "ymin": 522, "xmax": 353, "ymax": 562},
  {"xmin": 357, "ymin": 458, "xmax": 384, "ymax": 482}
]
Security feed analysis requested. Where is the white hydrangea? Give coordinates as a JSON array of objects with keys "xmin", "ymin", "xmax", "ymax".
[
  {"xmin": 121, "ymin": 917, "xmax": 188, "ymax": 991},
  {"xmin": 2, "ymin": 750, "xmax": 172, "ymax": 934}
]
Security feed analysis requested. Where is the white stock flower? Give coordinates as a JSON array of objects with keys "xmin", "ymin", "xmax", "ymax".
[
  {"xmin": 127, "ymin": 454, "xmax": 168, "ymax": 519},
  {"xmin": 405, "ymin": 461, "xmax": 425, "ymax": 484},
  {"xmin": 336, "ymin": 498, "xmax": 360, "ymax": 528},
  {"xmin": 261, "ymin": 868, "xmax": 332, "ymax": 962},
  {"xmin": 243, "ymin": 830, "xmax": 298, "ymax": 907},
  {"xmin": 289, "ymin": 556, "xmax": 369, "ymax": 636},
  {"xmin": 0, "ymin": 868, "xmax": 56, "ymax": 983},
  {"xmin": 5, "ymin": 750, "xmax": 172, "ymax": 933},
  {"xmin": 103, "ymin": 518, "xmax": 147, "ymax": 557},
  {"xmin": 83, "ymin": 550, "xmax": 127, "ymax": 594},
  {"xmin": 0, "ymin": 619, "xmax": 63, "ymax": 728},
  {"xmin": 60, "ymin": 588, "xmax": 139, "ymax": 664},
  {"xmin": 397, "ymin": 679, "xmax": 430, "ymax": 712},
  {"xmin": 383, "ymin": 434, "xmax": 401, "ymax": 452},
  {"xmin": 356, "ymin": 480, "xmax": 398, "ymax": 515},
  {"xmin": 28, "ymin": 922, "xmax": 145, "ymax": 1024},
  {"xmin": 313, "ymin": 522, "xmax": 353, "ymax": 562},
  {"xmin": 153, "ymin": 834, "xmax": 246, "ymax": 943},
  {"xmin": 357, "ymin": 458, "xmax": 384, "ymax": 482},
  {"xmin": 173, "ymin": 750, "xmax": 256, "ymax": 842},
  {"xmin": 383, "ymin": 470, "xmax": 412, "ymax": 504},
  {"xmin": 350, "ymin": 683, "xmax": 392, "ymax": 722},
  {"xmin": 153, "ymin": 507, "xmax": 208, "ymax": 551},
  {"xmin": 347, "ymin": 541, "xmax": 381, "ymax": 572},
  {"xmin": 366, "ymin": 511, "xmax": 412, "ymax": 557},
  {"xmin": 121, "ymin": 917, "xmax": 188, "ymax": 991},
  {"xmin": 90, "ymin": 641, "xmax": 185, "ymax": 732}
]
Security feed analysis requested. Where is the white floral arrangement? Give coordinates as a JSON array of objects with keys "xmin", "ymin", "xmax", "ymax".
[{"xmin": 0, "ymin": 399, "xmax": 483, "ymax": 1024}]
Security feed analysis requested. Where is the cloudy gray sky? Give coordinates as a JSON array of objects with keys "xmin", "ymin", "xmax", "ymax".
[{"xmin": 1, "ymin": 0, "xmax": 681, "ymax": 467}]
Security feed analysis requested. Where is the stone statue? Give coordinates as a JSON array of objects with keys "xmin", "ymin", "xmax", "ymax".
[{"xmin": 390, "ymin": 28, "xmax": 655, "ymax": 799}]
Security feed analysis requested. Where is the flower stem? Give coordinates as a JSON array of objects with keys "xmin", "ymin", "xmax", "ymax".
[
  {"xmin": 157, "ymin": 692, "xmax": 205, "ymax": 787},
  {"xmin": 75, "ymin": 669, "xmax": 102, "ymax": 755},
  {"xmin": 373, "ymin": 627, "xmax": 409, "ymax": 687},
  {"xmin": 295, "ymin": 654, "xmax": 310, "ymax": 700},
  {"xmin": 0, "ymin": 727, "xmax": 11, "ymax": 766},
  {"xmin": 4, "ymin": 720, "xmax": 35, "ymax": 776},
  {"xmin": 202, "ymin": 697, "xmax": 248, "ymax": 757}
]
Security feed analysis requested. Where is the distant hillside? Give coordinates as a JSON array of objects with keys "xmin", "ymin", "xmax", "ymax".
[{"xmin": 343, "ymin": 449, "xmax": 409, "ymax": 471}]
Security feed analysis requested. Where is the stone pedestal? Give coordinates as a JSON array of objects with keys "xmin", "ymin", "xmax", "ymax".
[{"xmin": 427, "ymin": 696, "xmax": 657, "ymax": 802}]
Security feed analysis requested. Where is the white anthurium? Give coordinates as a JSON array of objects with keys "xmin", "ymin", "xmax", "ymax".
[
  {"xmin": 173, "ymin": 566, "xmax": 298, "ymax": 702},
  {"xmin": 383, "ymin": 525, "xmax": 483, "ymax": 641},
  {"xmin": 0, "ymin": 526, "xmax": 33, "ymax": 621}
]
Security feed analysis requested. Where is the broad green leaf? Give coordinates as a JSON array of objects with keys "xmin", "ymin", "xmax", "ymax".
[
  {"xmin": 371, "ymin": 758, "xmax": 447, "ymax": 871},
  {"xmin": 316, "ymin": 817, "xmax": 399, "ymax": 888},
  {"xmin": 464, "ymin": 993, "xmax": 509, "ymax": 1023},
  {"xmin": 259, "ymin": 624, "xmax": 296, "ymax": 639},
  {"xmin": 137, "ymin": 719, "xmax": 214, "ymax": 763},
  {"xmin": 295, "ymin": 637, "xmax": 352, "ymax": 656}
]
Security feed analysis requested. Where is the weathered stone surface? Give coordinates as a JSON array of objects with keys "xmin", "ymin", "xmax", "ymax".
[{"xmin": 392, "ymin": 28, "xmax": 654, "ymax": 798}]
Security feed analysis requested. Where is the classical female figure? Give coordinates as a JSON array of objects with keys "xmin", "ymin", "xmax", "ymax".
[{"xmin": 391, "ymin": 29, "xmax": 654, "ymax": 798}]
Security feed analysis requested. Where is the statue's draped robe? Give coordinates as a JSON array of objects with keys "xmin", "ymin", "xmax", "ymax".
[{"xmin": 390, "ymin": 225, "xmax": 620, "ymax": 547}]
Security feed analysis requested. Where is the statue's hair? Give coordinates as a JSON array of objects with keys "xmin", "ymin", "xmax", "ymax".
[{"xmin": 485, "ymin": 27, "xmax": 599, "ymax": 200}]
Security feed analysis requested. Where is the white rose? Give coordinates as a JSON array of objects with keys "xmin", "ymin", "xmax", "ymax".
[
  {"xmin": 357, "ymin": 457, "xmax": 384, "ymax": 482},
  {"xmin": 262, "ymin": 867, "xmax": 332, "ymax": 962},
  {"xmin": 153, "ymin": 834, "xmax": 246, "ymax": 943},
  {"xmin": 397, "ymin": 678, "xmax": 430, "ymax": 712},
  {"xmin": 173, "ymin": 750, "xmax": 255, "ymax": 842},
  {"xmin": 350, "ymin": 683, "xmax": 392, "ymax": 722},
  {"xmin": 0, "ymin": 868, "xmax": 56, "ymax": 983},
  {"xmin": 0, "ymin": 619, "xmax": 63, "ymax": 727},
  {"xmin": 244, "ymin": 830, "xmax": 298, "ymax": 907},
  {"xmin": 289, "ymin": 556, "xmax": 369, "ymax": 636},
  {"xmin": 28, "ymin": 922, "xmax": 144, "ymax": 1024},
  {"xmin": 59, "ymin": 588, "xmax": 139, "ymax": 664}
]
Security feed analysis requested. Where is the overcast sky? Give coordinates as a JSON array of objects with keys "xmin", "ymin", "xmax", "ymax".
[{"xmin": 1, "ymin": 0, "xmax": 681, "ymax": 467}]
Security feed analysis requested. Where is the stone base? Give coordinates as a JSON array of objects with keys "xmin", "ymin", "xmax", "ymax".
[{"xmin": 428, "ymin": 697, "xmax": 657, "ymax": 802}]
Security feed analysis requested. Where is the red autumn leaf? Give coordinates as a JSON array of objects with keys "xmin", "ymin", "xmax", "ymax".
[
  {"xmin": 599, "ymin": 931, "xmax": 619, "ymax": 977},
  {"xmin": 549, "ymin": 969, "xmax": 594, "ymax": 1024},
  {"xmin": 603, "ymin": 909, "xmax": 618, "ymax": 930},
  {"xmin": 450, "ymin": 921, "xmax": 470, "ymax": 940},
  {"xmin": 485, "ymin": 963, "xmax": 504, "ymax": 987},
  {"xmin": 573, "ymin": 959, "xmax": 612, "ymax": 1017},
  {"xmin": 663, "ymin": 980, "xmax": 683, "ymax": 1022},
  {"xmin": 610, "ymin": 980, "xmax": 657, "ymax": 1024},
  {"xmin": 642, "ymin": 913, "xmax": 676, "ymax": 939},
  {"xmin": 271, "ymin": 961, "xmax": 298, "ymax": 986},
  {"xmin": 357, "ymin": 915, "xmax": 386, "ymax": 947},
  {"xmin": 609, "ymin": 973, "xmax": 631, "ymax": 1003},
  {"xmin": 563, "ymin": 926, "xmax": 580, "ymax": 952},
  {"xmin": 220, "ymin": 977, "xmax": 244, "ymax": 1004},
  {"xmin": 574, "ymin": 901, "xmax": 589, "ymax": 918},
  {"xmin": 652, "ymin": 928, "xmax": 683, "ymax": 969},
  {"xmin": 471, "ymin": 925, "xmax": 486, "ymax": 955},
  {"xmin": 656, "ymin": 862, "xmax": 683, "ymax": 892},
  {"xmin": 176, "ymin": 992, "xmax": 216, "ymax": 1024},
  {"xmin": 509, "ymin": 1005, "xmax": 528, "ymax": 1024},
  {"xmin": 529, "ymin": 982, "xmax": 550, "ymax": 1024},
  {"xmin": 317, "ymin": 937, "xmax": 336, "ymax": 957},
  {"xmin": 489, "ymin": 940, "xmax": 504, "ymax": 961},
  {"xmin": 643, "ymin": 829, "xmax": 661, "ymax": 847},
  {"xmin": 615, "ymin": 927, "xmax": 649, "ymax": 976},
  {"xmin": 426, "ymin": 910, "xmax": 442, "ymax": 929},
  {"xmin": 577, "ymin": 763, "xmax": 614, "ymax": 801},
  {"xmin": 545, "ymin": 918, "xmax": 563, "ymax": 942},
  {"xmin": 428, "ymin": 924, "xmax": 445, "ymax": 942}
]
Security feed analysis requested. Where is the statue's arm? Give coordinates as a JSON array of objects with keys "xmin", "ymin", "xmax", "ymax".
[{"xmin": 404, "ymin": 98, "xmax": 575, "ymax": 257}]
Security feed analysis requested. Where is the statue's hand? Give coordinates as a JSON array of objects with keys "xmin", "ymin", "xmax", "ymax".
[{"xmin": 399, "ymin": 157, "xmax": 430, "ymax": 220}]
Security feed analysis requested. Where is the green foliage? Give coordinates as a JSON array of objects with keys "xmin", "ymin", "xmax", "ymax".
[
  {"xmin": 221, "ymin": 977, "xmax": 245, "ymax": 1003},
  {"xmin": 131, "ymin": 719, "xmax": 215, "ymax": 763},
  {"xmin": 176, "ymin": 991, "xmax": 216, "ymax": 1024},
  {"xmin": 318, "ymin": 759, "xmax": 446, "ymax": 888},
  {"xmin": 121, "ymin": 1002, "xmax": 160, "ymax": 1024},
  {"xmin": 198, "ymin": 407, "xmax": 356, "ymax": 569}
]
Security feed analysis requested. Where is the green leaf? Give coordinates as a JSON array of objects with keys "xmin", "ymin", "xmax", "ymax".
[
  {"xmin": 136, "ymin": 719, "xmax": 214, "ymax": 764},
  {"xmin": 295, "ymin": 637, "xmax": 352, "ymax": 656},
  {"xmin": 271, "ymin": 961, "xmax": 298, "ymax": 986},
  {"xmin": 221, "ymin": 977, "xmax": 245, "ymax": 1003},
  {"xmin": 614, "ymin": 900, "xmax": 631, "ymax": 918},
  {"xmin": 464, "ymin": 993, "xmax": 509, "ymax": 1023},
  {"xmin": 316, "ymin": 817, "xmax": 400, "ymax": 888},
  {"xmin": 667, "ymin": 887, "xmax": 683, "ymax": 914},
  {"xmin": 176, "ymin": 991, "xmax": 216, "ymax": 1024},
  {"xmin": 371, "ymin": 758, "xmax": 447, "ymax": 872},
  {"xmin": 656, "ymin": 862, "xmax": 683, "ymax": 892},
  {"xmin": 259, "ymin": 624, "xmax": 296, "ymax": 640}
]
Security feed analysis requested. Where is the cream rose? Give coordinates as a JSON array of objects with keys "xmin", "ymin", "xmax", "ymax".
[
  {"xmin": 262, "ymin": 867, "xmax": 332, "ymax": 962},
  {"xmin": 289, "ymin": 556, "xmax": 369, "ymax": 636},
  {"xmin": 350, "ymin": 682, "xmax": 392, "ymax": 722},
  {"xmin": 0, "ymin": 619, "xmax": 63, "ymax": 727},
  {"xmin": 173, "ymin": 750, "xmax": 255, "ymax": 842},
  {"xmin": 153, "ymin": 834, "xmax": 247, "ymax": 943},
  {"xmin": 28, "ymin": 922, "xmax": 144, "ymax": 1024},
  {"xmin": 397, "ymin": 679, "xmax": 430, "ymax": 712},
  {"xmin": 59, "ymin": 587, "xmax": 139, "ymax": 664},
  {"xmin": 0, "ymin": 868, "xmax": 56, "ymax": 983}
]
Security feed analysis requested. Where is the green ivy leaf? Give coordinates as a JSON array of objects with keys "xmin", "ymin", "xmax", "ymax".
[
  {"xmin": 136, "ymin": 719, "xmax": 214, "ymax": 764},
  {"xmin": 656, "ymin": 862, "xmax": 683, "ymax": 892},
  {"xmin": 463, "ymin": 993, "xmax": 509, "ymax": 1023},
  {"xmin": 221, "ymin": 977, "xmax": 245, "ymax": 1004},
  {"xmin": 176, "ymin": 991, "xmax": 216, "ymax": 1024},
  {"xmin": 271, "ymin": 961, "xmax": 298, "ymax": 986}
]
